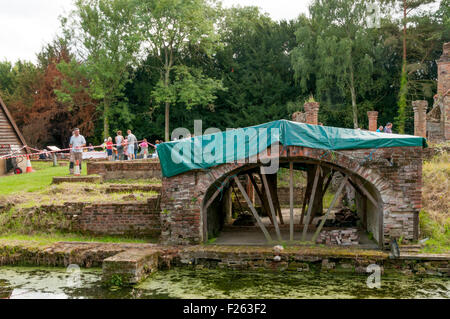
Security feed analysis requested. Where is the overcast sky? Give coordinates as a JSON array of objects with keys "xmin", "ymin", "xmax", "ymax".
[
  {"xmin": 0, "ymin": 0, "xmax": 443, "ymax": 63},
  {"xmin": 0, "ymin": 0, "xmax": 311, "ymax": 63}
]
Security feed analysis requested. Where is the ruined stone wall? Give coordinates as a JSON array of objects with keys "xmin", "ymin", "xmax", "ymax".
[
  {"xmin": 37, "ymin": 199, "xmax": 161, "ymax": 237},
  {"xmin": 87, "ymin": 160, "xmax": 161, "ymax": 180},
  {"xmin": 161, "ymin": 145, "xmax": 423, "ymax": 248},
  {"xmin": 424, "ymin": 42, "xmax": 450, "ymax": 142}
]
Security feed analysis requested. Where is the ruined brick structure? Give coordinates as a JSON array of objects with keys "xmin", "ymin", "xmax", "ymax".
[
  {"xmin": 292, "ymin": 101, "xmax": 320, "ymax": 125},
  {"xmin": 420, "ymin": 42, "xmax": 450, "ymax": 142},
  {"xmin": 160, "ymin": 145, "xmax": 423, "ymax": 249}
]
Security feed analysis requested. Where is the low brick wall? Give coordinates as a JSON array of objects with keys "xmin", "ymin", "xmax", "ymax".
[
  {"xmin": 36, "ymin": 198, "xmax": 161, "ymax": 238},
  {"xmin": 87, "ymin": 160, "xmax": 161, "ymax": 180},
  {"xmin": 75, "ymin": 202, "xmax": 161, "ymax": 237}
]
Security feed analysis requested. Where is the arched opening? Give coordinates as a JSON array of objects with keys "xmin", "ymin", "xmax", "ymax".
[{"xmin": 201, "ymin": 157, "xmax": 384, "ymax": 249}]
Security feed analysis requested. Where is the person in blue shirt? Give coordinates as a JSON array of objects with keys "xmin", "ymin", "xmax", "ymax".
[{"xmin": 376, "ymin": 126, "xmax": 383, "ymax": 132}]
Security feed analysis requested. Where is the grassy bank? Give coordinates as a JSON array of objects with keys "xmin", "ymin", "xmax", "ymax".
[
  {"xmin": 0, "ymin": 161, "xmax": 87, "ymax": 196},
  {"xmin": 420, "ymin": 150, "xmax": 449, "ymax": 253},
  {"xmin": 0, "ymin": 161, "xmax": 160, "ymax": 244},
  {"xmin": 0, "ymin": 233, "xmax": 151, "ymax": 245}
]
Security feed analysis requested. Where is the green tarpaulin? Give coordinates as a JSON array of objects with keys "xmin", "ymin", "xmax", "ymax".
[{"xmin": 157, "ymin": 120, "xmax": 427, "ymax": 178}]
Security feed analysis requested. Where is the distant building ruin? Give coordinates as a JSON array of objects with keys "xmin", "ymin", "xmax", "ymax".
[{"xmin": 414, "ymin": 42, "xmax": 450, "ymax": 143}]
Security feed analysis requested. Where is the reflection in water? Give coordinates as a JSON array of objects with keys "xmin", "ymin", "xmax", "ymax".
[{"xmin": 0, "ymin": 267, "xmax": 448, "ymax": 299}]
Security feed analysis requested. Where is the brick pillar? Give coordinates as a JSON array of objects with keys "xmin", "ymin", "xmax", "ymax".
[
  {"xmin": 444, "ymin": 95, "xmax": 450, "ymax": 140},
  {"xmin": 437, "ymin": 42, "xmax": 450, "ymax": 95},
  {"xmin": 304, "ymin": 102, "xmax": 320, "ymax": 125},
  {"xmin": 367, "ymin": 111, "xmax": 378, "ymax": 132},
  {"xmin": 412, "ymin": 100, "xmax": 428, "ymax": 138}
]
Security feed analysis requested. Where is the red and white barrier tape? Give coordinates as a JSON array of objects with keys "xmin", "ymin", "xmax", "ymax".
[{"xmin": 0, "ymin": 140, "xmax": 156, "ymax": 160}]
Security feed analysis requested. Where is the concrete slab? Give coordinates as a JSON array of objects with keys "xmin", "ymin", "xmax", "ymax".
[{"xmin": 102, "ymin": 249, "xmax": 159, "ymax": 285}]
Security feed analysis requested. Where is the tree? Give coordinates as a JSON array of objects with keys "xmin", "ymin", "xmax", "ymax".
[
  {"xmin": 60, "ymin": 0, "xmax": 142, "ymax": 138},
  {"xmin": 291, "ymin": 0, "xmax": 378, "ymax": 129},
  {"xmin": 213, "ymin": 6, "xmax": 300, "ymax": 127},
  {"xmin": 138, "ymin": 0, "xmax": 224, "ymax": 141},
  {"xmin": 386, "ymin": 0, "xmax": 436, "ymax": 133}
]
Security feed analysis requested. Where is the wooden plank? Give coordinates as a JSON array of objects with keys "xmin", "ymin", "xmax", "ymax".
[
  {"xmin": 260, "ymin": 170, "xmax": 282, "ymax": 241},
  {"xmin": 248, "ymin": 173, "xmax": 274, "ymax": 225},
  {"xmin": 231, "ymin": 184, "xmax": 245, "ymax": 213},
  {"xmin": 312, "ymin": 175, "xmax": 349, "ymax": 243},
  {"xmin": 272, "ymin": 174, "xmax": 284, "ymax": 225},
  {"xmin": 299, "ymin": 184, "xmax": 309, "ymax": 225},
  {"xmin": 322, "ymin": 170, "xmax": 335, "ymax": 193},
  {"xmin": 203, "ymin": 176, "xmax": 232, "ymax": 213},
  {"xmin": 289, "ymin": 161, "xmax": 294, "ymax": 241},
  {"xmin": 349, "ymin": 177, "xmax": 378, "ymax": 208},
  {"xmin": 234, "ymin": 176, "xmax": 272, "ymax": 243},
  {"xmin": 301, "ymin": 165, "xmax": 321, "ymax": 241}
]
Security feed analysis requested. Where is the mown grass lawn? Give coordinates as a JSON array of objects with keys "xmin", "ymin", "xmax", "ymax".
[{"xmin": 0, "ymin": 161, "xmax": 87, "ymax": 196}]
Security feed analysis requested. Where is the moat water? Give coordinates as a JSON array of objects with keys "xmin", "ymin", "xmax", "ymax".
[{"xmin": 0, "ymin": 267, "xmax": 448, "ymax": 299}]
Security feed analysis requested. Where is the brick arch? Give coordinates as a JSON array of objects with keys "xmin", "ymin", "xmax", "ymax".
[{"xmin": 160, "ymin": 145, "xmax": 423, "ymax": 249}]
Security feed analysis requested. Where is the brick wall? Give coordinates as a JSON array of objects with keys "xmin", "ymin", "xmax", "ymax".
[
  {"xmin": 161, "ymin": 145, "xmax": 423, "ymax": 249},
  {"xmin": 40, "ymin": 199, "xmax": 161, "ymax": 237},
  {"xmin": 87, "ymin": 160, "xmax": 161, "ymax": 180},
  {"xmin": 254, "ymin": 186, "xmax": 304, "ymax": 206},
  {"xmin": 75, "ymin": 201, "xmax": 161, "ymax": 237}
]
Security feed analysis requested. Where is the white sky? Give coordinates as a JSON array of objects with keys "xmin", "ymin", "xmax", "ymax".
[{"xmin": 0, "ymin": 0, "xmax": 311, "ymax": 63}]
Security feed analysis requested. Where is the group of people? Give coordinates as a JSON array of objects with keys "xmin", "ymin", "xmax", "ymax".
[
  {"xmin": 67, "ymin": 128, "xmax": 162, "ymax": 174},
  {"xmin": 376, "ymin": 122, "xmax": 393, "ymax": 133},
  {"xmin": 103, "ymin": 130, "xmax": 158, "ymax": 161}
]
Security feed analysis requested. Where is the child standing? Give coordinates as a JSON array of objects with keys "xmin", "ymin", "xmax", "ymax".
[
  {"xmin": 139, "ymin": 138, "xmax": 149, "ymax": 159},
  {"xmin": 106, "ymin": 137, "xmax": 114, "ymax": 161}
]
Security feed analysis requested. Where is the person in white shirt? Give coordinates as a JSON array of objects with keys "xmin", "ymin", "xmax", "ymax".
[
  {"xmin": 69, "ymin": 128, "xmax": 86, "ymax": 173},
  {"xmin": 126, "ymin": 130, "xmax": 137, "ymax": 160}
]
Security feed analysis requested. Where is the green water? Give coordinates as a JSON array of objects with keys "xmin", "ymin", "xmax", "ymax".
[{"xmin": 0, "ymin": 267, "xmax": 448, "ymax": 299}]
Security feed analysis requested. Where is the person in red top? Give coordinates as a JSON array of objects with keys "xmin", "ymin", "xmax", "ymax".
[{"xmin": 106, "ymin": 137, "xmax": 114, "ymax": 161}]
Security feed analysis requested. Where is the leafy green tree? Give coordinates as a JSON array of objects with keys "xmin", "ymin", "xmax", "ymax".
[
  {"xmin": 60, "ymin": 0, "xmax": 142, "ymax": 138},
  {"xmin": 385, "ymin": 0, "xmax": 436, "ymax": 133},
  {"xmin": 212, "ymin": 6, "xmax": 300, "ymax": 127},
  {"xmin": 291, "ymin": 0, "xmax": 378, "ymax": 129},
  {"xmin": 138, "ymin": 0, "xmax": 224, "ymax": 141}
]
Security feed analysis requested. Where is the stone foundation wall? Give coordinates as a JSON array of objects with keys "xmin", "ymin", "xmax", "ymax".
[
  {"xmin": 87, "ymin": 160, "xmax": 161, "ymax": 180},
  {"xmin": 1, "ymin": 242, "xmax": 448, "ymax": 277}
]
